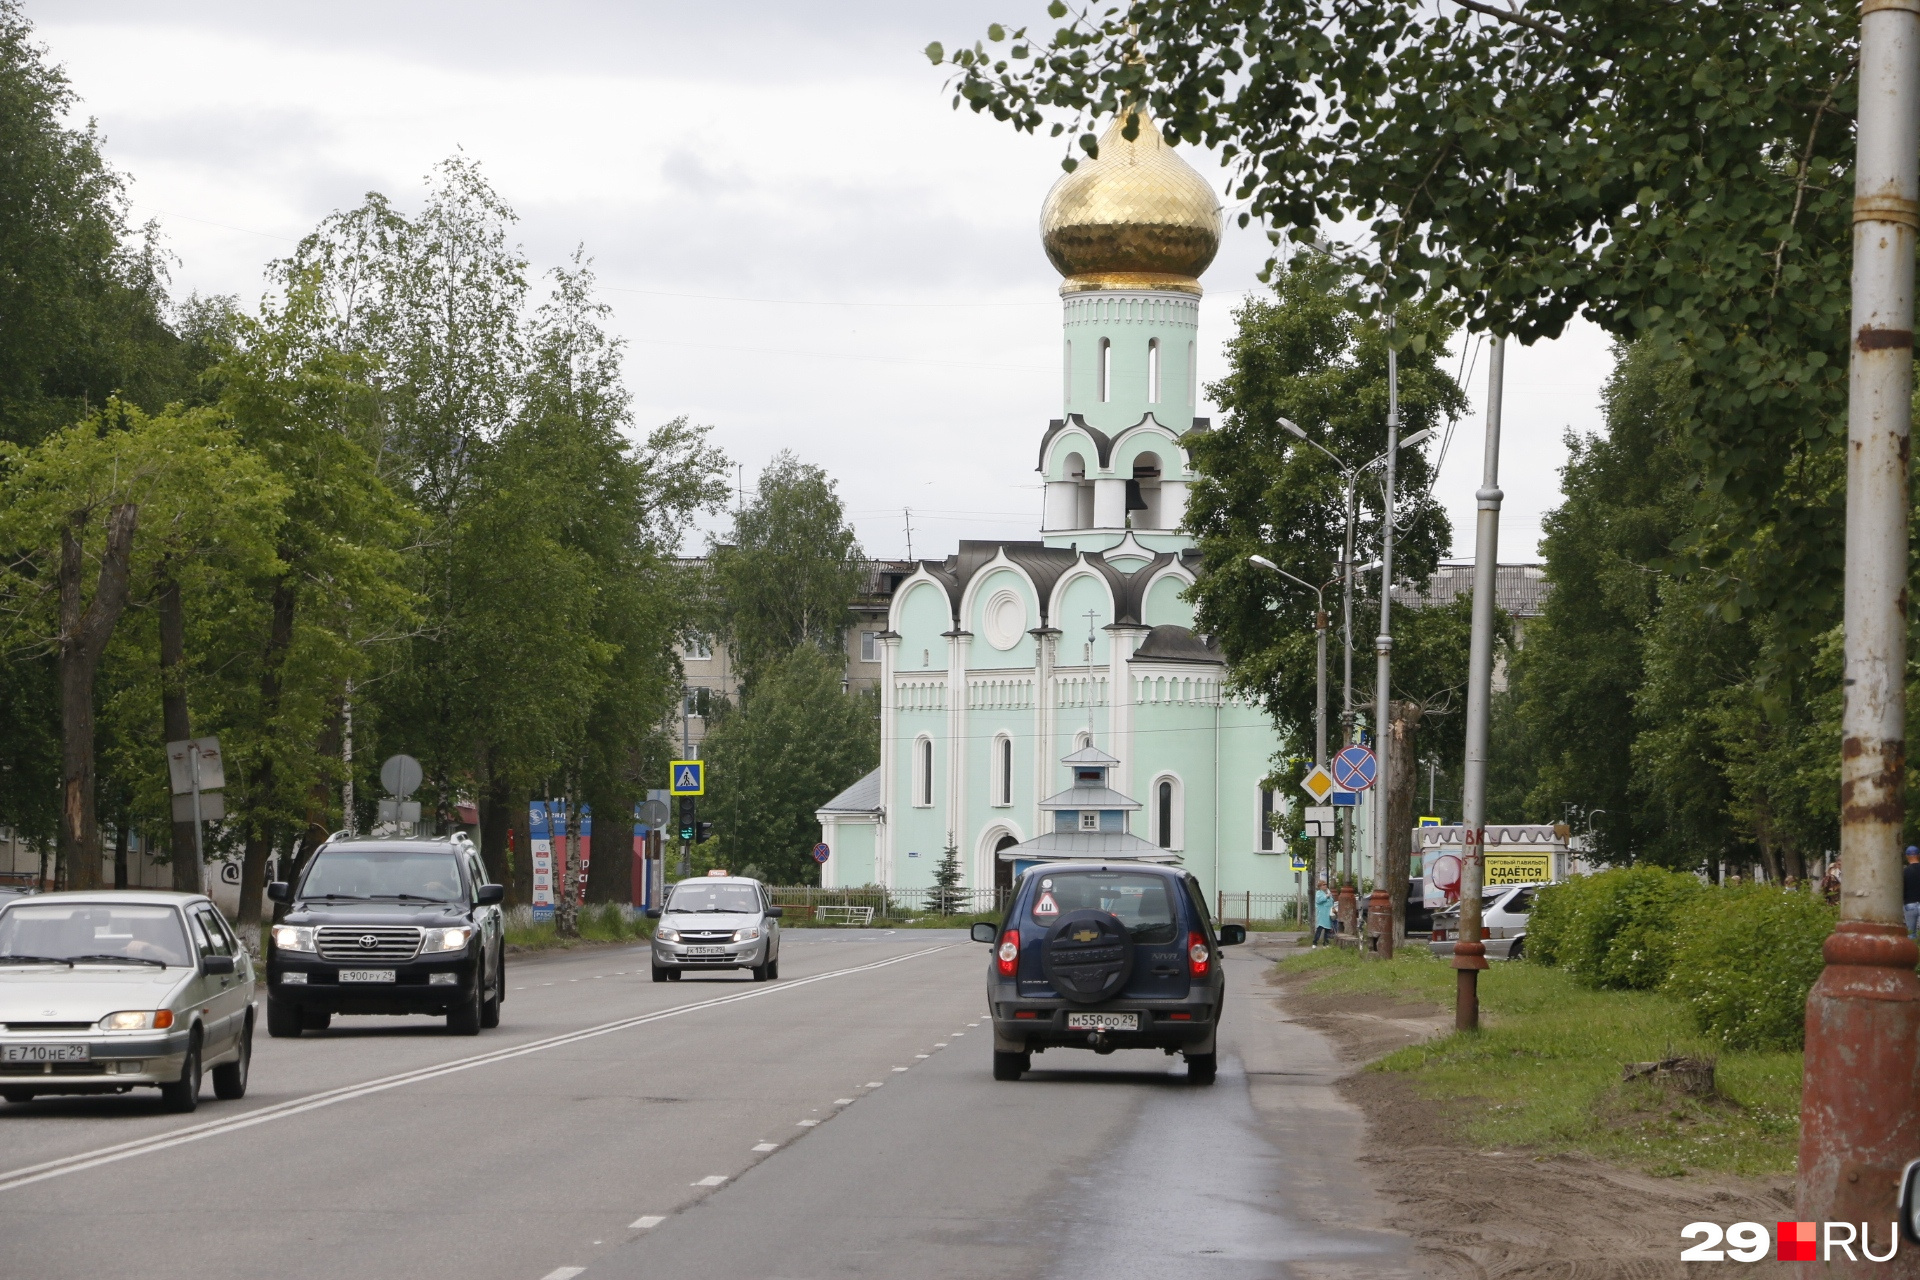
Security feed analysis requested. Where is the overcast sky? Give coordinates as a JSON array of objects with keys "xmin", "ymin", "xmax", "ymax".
[{"xmin": 31, "ymin": 0, "xmax": 1610, "ymax": 561}]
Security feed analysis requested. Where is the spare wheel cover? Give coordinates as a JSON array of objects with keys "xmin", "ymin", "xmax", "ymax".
[{"xmin": 1041, "ymin": 909, "xmax": 1135, "ymax": 1004}]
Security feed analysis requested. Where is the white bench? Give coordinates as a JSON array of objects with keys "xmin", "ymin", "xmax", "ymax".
[{"xmin": 814, "ymin": 904, "xmax": 876, "ymax": 927}]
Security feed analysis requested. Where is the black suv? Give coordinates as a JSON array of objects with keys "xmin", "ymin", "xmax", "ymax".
[
  {"xmin": 264, "ymin": 834, "xmax": 506, "ymax": 1037},
  {"xmin": 971, "ymin": 862, "xmax": 1245, "ymax": 1083}
]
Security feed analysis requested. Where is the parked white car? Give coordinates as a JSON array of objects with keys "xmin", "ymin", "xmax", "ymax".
[
  {"xmin": 1427, "ymin": 883, "xmax": 1541, "ymax": 961},
  {"xmin": 0, "ymin": 891, "xmax": 254, "ymax": 1110}
]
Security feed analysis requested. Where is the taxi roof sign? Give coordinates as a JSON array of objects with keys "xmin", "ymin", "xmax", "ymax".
[{"xmin": 670, "ymin": 760, "xmax": 705, "ymax": 795}]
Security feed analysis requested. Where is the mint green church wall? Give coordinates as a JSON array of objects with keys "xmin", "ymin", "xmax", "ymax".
[
  {"xmin": 1062, "ymin": 291, "xmax": 1201, "ymax": 436},
  {"xmin": 1053, "ymin": 572, "xmax": 1114, "ymax": 664},
  {"xmin": 826, "ymin": 822, "xmax": 876, "ymax": 887},
  {"xmin": 896, "ymin": 582, "xmax": 950, "ymax": 671},
  {"xmin": 1144, "ymin": 573, "xmax": 1195, "ymax": 629},
  {"xmin": 966, "ymin": 569, "xmax": 1038, "ymax": 670}
]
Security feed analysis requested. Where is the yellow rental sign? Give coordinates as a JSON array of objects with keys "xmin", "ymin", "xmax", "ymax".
[{"xmin": 1484, "ymin": 852, "xmax": 1552, "ymax": 886}]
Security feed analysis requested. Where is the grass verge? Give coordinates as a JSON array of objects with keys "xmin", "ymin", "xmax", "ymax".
[
  {"xmin": 1278, "ymin": 947, "xmax": 1802, "ymax": 1178},
  {"xmin": 505, "ymin": 904, "xmax": 654, "ymax": 952}
]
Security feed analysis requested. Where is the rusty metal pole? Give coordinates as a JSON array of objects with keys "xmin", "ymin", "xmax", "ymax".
[
  {"xmin": 1370, "ymin": 333, "xmax": 1400, "ymax": 959},
  {"xmin": 1799, "ymin": 0, "xmax": 1920, "ymax": 1260},
  {"xmin": 1453, "ymin": 330, "xmax": 1504, "ymax": 1030}
]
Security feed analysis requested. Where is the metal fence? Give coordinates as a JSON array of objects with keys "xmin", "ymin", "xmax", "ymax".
[
  {"xmin": 764, "ymin": 885, "xmax": 1004, "ymax": 920},
  {"xmin": 1214, "ymin": 891, "xmax": 1309, "ymax": 927}
]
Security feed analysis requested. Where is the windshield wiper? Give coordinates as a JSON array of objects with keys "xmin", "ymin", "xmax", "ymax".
[
  {"xmin": 0, "ymin": 955, "xmax": 73, "ymax": 966},
  {"xmin": 65, "ymin": 954, "xmax": 169, "ymax": 968},
  {"xmin": 307, "ymin": 892, "xmax": 371, "ymax": 901},
  {"xmin": 364, "ymin": 893, "xmax": 452, "ymax": 903}
]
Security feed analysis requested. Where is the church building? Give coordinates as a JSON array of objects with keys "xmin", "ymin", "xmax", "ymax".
[{"xmin": 816, "ymin": 108, "xmax": 1290, "ymax": 906}]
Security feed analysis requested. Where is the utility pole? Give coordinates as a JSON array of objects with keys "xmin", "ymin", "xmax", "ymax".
[
  {"xmin": 1454, "ymin": 327, "xmax": 1504, "ymax": 1030},
  {"xmin": 1249, "ymin": 556, "xmax": 1334, "ymax": 888},
  {"xmin": 1368, "ymin": 331, "xmax": 1400, "ymax": 959},
  {"xmin": 1800, "ymin": 0, "xmax": 1920, "ymax": 1249}
]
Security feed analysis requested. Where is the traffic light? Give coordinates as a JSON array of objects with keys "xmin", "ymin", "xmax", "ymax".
[
  {"xmin": 695, "ymin": 821, "xmax": 714, "ymax": 843},
  {"xmin": 678, "ymin": 796, "xmax": 696, "ymax": 842}
]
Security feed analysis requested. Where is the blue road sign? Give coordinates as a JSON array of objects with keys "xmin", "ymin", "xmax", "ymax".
[
  {"xmin": 813, "ymin": 842, "xmax": 831, "ymax": 864},
  {"xmin": 1331, "ymin": 791, "xmax": 1360, "ymax": 807},
  {"xmin": 1289, "ymin": 853, "xmax": 1309, "ymax": 872},
  {"xmin": 1332, "ymin": 745, "xmax": 1377, "ymax": 792},
  {"xmin": 670, "ymin": 760, "xmax": 705, "ymax": 795}
]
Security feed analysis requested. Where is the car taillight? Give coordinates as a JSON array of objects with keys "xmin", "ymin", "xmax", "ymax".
[
  {"xmin": 1432, "ymin": 929, "xmax": 1447, "ymax": 941},
  {"xmin": 997, "ymin": 930, "xmax": 1019, "ymax": 976},
  {"xmin": 1187, "ymin": 931, "xmax": 1209, "ymax": 978}
]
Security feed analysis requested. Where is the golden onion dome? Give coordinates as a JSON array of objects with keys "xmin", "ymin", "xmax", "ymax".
[{"xmin": 1040, "ymin": 106, "xmax": 1223, "ymax": 294}]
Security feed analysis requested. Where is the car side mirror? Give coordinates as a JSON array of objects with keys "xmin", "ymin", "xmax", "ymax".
[
  {"xmin": 1217, "ymin": 924, "xmax": 1247, "ymax": 946},
  {"xmin": 644, "ymin": 907, "xmax": 661, "ymax": 919},
  {"xmin": 476, "ymin": 884, "xmax": 505, "ymax": 905},
  {"xmin": 266, "ymin": 882, "xmax": 291, "ymax": 904},
  {"xmin": 971, "ymin": 923, "xmax": 998, "ymax": 943},
  {"xmin": 765, "ymin": 905, "xmax": 783, "ymax": 918},
  {"xmin": 202, "ymin": 955, "xmax": 236, "ymax": 976}
]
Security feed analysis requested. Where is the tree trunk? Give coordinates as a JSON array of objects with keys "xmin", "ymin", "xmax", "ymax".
[
  {"xmin": 586, "ymin": 789, "xmax": 633, "ymax": 905},
  {"xmin": 477, "ymin": 752, "xmax": 513, "ymax": 893},
  {"xmin": 58, "ymin": 505, "xmax": 140, "ymax": 892},
  {"xmin": 555, "ymin": 799, "xmax": 579, "ymax": 937},
  {"xmin": 279, "ymin": 700, "xmax": 343, "ymax": 922},
  {"xmin": 1384, "ymin": 698, "xmax": 1424, "ymax": 946},
  {"xmin": 237, "ymin": 576, "xmax": 297, "ymax": 929},
  {"xmin": 157, "ymin": 570, "xmax": 204, "ymax": 893},
  {"xmin": 112, "ymin": 806, "xmax": 129, "ymax": 889}
]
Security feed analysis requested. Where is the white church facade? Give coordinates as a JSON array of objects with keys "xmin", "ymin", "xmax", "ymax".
[{"xmin": 816, "ymin": 106, "xmax": 1291, "ymax": 906}]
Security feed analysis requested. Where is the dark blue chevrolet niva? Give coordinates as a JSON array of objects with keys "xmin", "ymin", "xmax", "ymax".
[{"xmin": 971, "ymin": 862, "xmax": 1245, "ymax": 1083}]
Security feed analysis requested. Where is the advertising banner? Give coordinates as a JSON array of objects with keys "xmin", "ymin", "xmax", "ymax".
[
  {"xmin": 576, "ymin": 804, "xmax": 592, "ymax": 905},
  {"xmin": 529, "ymin": 800, "xmax": 554, "ymax": 922}
]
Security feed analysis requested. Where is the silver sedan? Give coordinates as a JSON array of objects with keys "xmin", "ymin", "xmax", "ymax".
[
  {"xmin": 0, "ymin": 891, "xmax": 255, "ymax": 1111},
  {"xmin": 1427, "ymin": 883, "xmax": 1541, "ymax": 961}
]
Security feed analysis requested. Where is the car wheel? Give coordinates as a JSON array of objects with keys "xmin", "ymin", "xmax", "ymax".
[
  {"xmin": 447, "ymin": 975, "xmax": 483, "ymax": 1035},
  {"xmin": 2, "ymin": 1090, "xmax": 35, "ymax": 1104},
  {"xmin": 1185, "ymin": 1052, "xmax": 1218, "ymax": 1085},
  {"xmin": 300, "ymin": 1006, "xmax": 331, "ymax": 1032},
  {"xmin": 750, "ymin": 962, "xmax": 769, "ymax": 981},
  {"xmin": 480, "ymin": 957, "xmax": 502, "ymax": 1029},
  {"xmin": 212, "ymin": 1014, "xmax": 252, "ymax": 1100},
  {"xmin": 768, "ymin": 959, "xmax": 779, "ymax": 981},
  {"xmin": 651, "ymin": 965, "xmax": 669, "ymax": 983},
  {"xmin": 992, "ymin": 1050, "xmax": 1030, "ymax": 1081},
  {"xmin": 160, "ymin": 1032, "xmax": 203, "ymax": 1113},
  {"xmin": 1508, "ymin": 937, "xmax": 1526, "ymax": 961},
  {"xmin": 266, "ymin": 995, "xmax": 302, "ymax": 1039}
]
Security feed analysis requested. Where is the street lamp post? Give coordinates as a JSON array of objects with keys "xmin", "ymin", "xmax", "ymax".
[
  {"xmin": 1278, "ymin": 416, "xmax": 1430, "ymax": 910},
  {"xmin": 1369, "ymin": 339, "xmax": 1404, "ymax": 959},
  {"xmin": 1249, "ymin": 556, "xmax": 1343, "ymax": 888},
  {"xmin": 1800, "ymin": 0, "xmax": 1920, "ymax": 1247}
]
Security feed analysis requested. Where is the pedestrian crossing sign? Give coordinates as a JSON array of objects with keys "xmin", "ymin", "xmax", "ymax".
[{"xmin": 670, "ymin": 760, "xmax": 705, "ymax": 795}]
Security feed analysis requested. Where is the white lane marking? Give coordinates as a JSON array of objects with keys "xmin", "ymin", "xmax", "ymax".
[
  {"xmin": 891, "ymin": 1066, "xmax": 909, "ymax": 1072},
  {"xmin": 694, "ymin": 1175, "xmax": 728, "ymax": 1186},
  {"xmin": 833, "ymin": 1098, "xmax": 854, "ymax": 1105},
  {"xmin": 629, "ymin": 1216, "xmax": 664, "ymax": 1230},
  {"xmin": 541, "ymin": 1269, "xmax": 586, "ymax": 1279},
  {"xmin": 753, "ymin": 1142, "xmax": 777, "ymax": 1152},
  {"xmin": 864, "ymin": 1082, "xmax": 883, "ymax": 1088},
  {"xmin": 0, "ymin": 943, "xmax": 957, "ymax": 1194},
  {"xmin": 796, "ymin": 1120, "xmax": 818, "ymax": 1127},
  {"xmin": 967, "ymin": 1022, "xmax": 978, "ymax": 1027},
  {"xmin": 934, "ymin": 1042, "xmax": 947, "ymax": 1047},
  {"xmin": 915, "ymin": 1054, "xmax": 930, "ymax": 1059}
]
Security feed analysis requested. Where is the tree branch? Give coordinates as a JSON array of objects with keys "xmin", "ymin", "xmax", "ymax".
[{"xmin": 1449, "ymin": 0, "xmax": 1568, "ymax": 42}]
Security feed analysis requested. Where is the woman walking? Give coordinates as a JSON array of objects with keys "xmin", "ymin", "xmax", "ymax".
[{"xmin": 1312, "ymin": 879, "xmax": 1334, "ymax": 947}]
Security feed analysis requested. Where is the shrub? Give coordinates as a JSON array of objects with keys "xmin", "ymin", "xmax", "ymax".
[
  {"xmin": 1526, "ymin": 865, "xmax": 1705, "ymax": 989},
  {"xmin": 1666, "ymin": 885, "xmax": 1834, "ymax": 1051}
]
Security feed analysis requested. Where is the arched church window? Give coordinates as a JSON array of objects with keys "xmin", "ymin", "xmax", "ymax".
[
  {"xmin": 995, "ymin": 734, "xmax": 1013, "ymax": 806},
  {"xmin": 1099, "ymin": 338, "xmax": 1112, "ymax": 403},
  {"xmin": 1063, "ymin": 340, "xmax": 1072, "ymax": 405},
  {"xmin": 915, "ymin": 736, "xmax": 934, "ymax": 807},
  {"xmin": 1187, "ymin": 341, "xmax": 1197, "ymax": 404},
  {"xmin": 1158, "ymin": 780, "xmax": 1174, "ymax": 848},
  {"xmin": 1148, "ymin": 339, "xmax": 1161, "ymax": 402},
  {"xmin": 1074, "ymin": 730, "xmax": 1092, "ymax": 752}
]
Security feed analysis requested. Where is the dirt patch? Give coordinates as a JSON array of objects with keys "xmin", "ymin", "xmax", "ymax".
[{"xmin": 1267, "ymin": 965, "xmax": 1797, "ymax": 1280}]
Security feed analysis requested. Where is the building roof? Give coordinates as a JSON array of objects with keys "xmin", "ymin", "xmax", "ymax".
[
  {"xmin": 1391, "ymin": 563, "xmax": 1548, "ymax": 619},
  {"xmin": 1038, "ymin": 784, "xmax": 1143, "ymax": 812},
  {"xmin": 815, "ymin": 768, "xmax": 882, "ymax": 816},
  {"xmin": 999, "ymin": 831, "xmax": 1184, "ymax": 862},
  {"xmin": 1060, "ymin": 745, "xmax": 1121, "ymax": 767},
  {"xmin": 1131, "ymin": 624, "xmax": 1223, "ymax": 665}
]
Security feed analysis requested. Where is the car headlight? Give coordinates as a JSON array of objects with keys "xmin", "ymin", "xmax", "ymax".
[
  {"xmin": 656, "ymin": 927, "xmax": 679, "ymax": 942},
  {"xmin": 732, "ymin": 926, "xmax": 760, "ymax": 942},
  {"xmin": 271, "ymin": 925, "xmax": 316, "ymax": 953},
  {"xmin": 99, "ymin": 1010, "xmax": 174, "ymax": 1031},
  {"xmin": 422, "ymin": 926, "xmax": 473, "ymax": 953}
]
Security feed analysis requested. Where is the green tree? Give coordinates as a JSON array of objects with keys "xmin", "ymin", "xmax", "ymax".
[
  {"xmin": 936, "ymin": 1, "xmax": 1859, "ymax": 656},
  {"xmin": 929, "ymin": 834, "xmax": 965, "ymax": 914},
  {"xmin": 702, "ymin": 646, "xmax": 878, "ymax": 885},
  {"xmin": 708, "ymin": 452, "xmax": 865, "ymax": 691}
]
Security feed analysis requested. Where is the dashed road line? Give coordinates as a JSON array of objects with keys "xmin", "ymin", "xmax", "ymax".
[
  {"xmin": 629, "ymin": 1216, "xmax": 664, "ymax": 1230},
  {"xmin": 693, "ymin": 1175, "xmax": 728, "ymax": 1186}
]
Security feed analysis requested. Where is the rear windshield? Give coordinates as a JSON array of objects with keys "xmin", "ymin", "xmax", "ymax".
[
  {"xmin": 300, "ymin": 851, "xmax": 466, "ymax": 902},
  {"xmin": 1031, "ymin": 871, "xmax": 1179, "ymax": 944},
  {"xmin": 0, "ymin": 902, "xmax": 193, "ymax": 966},
  {"xmin": 667, "ymin": 883, "xmax": 762, "ymax": 914}
]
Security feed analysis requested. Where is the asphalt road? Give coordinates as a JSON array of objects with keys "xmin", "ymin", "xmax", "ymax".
[{"xmin": 0, "ymin": 930, "xmax": 1412, "ymax": 1280}]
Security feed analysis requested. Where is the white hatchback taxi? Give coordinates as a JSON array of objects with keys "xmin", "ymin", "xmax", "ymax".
[{"xmin": 0, "ymin": 891, "xmax": 255, "ymax": 1111}]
